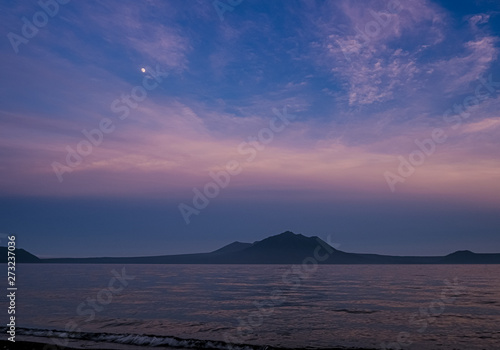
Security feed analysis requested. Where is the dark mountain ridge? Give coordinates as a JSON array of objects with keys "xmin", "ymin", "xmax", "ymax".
[
  {"xmin": 4, "ymin": 231, "xmax": 500, "ymax": 264},
  {"xmin": 0, "ymin": 247, "xmax": 41, "ymax": 263}
]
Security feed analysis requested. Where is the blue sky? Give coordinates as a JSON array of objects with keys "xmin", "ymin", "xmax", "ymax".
[{"xmin": 0, "ymin": 0, "xmax": 499, "ymax": 258}]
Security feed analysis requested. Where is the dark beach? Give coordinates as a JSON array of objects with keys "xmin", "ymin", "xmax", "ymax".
[{"xmin": 0, "ymin": 339, "xmax": 379, "ymax": 350}]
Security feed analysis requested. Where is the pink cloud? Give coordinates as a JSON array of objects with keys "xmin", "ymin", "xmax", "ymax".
[
  {"xmin": 461, "ymin": 117, "xmax": 500, "ymax": 134},
  {"xmin": 2, "ymin": 92, "xmax": 500, "ymax": 209}
]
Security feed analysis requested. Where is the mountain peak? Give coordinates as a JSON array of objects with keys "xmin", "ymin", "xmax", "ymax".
[
  {"xmin": 249, "ymin": 231, "xmax": 329, "ymax": 251},
  {"xmin": 447, "ymin": 250, "xmax": 475, "ymax": 256},
  {"xmin": 276, "ymin": 230, "xmax": 301, "ymax": 237}
]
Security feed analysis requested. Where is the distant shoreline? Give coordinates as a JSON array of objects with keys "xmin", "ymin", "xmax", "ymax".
[{"xmin": 3, "ymin": 231, "xmax": 500, "ymax": 264}]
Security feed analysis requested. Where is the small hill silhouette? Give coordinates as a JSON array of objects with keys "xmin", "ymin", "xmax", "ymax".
[{"xmin": 0, "ymin": 247, "xmax": 41, "ymax": 263}]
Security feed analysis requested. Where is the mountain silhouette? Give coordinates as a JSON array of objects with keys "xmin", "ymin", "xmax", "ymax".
[
  {"xmin": 441, "ymin": 250, "xmax": 500, "ymax": 264},
  {"xmin": 220, "ymin": 231, "xmax": 338, "ymax": 263},
  {"xmin": 212, "ymin": 241, "xmax": 253, "ymax": 254},
  {"xmin": 4, "ymin": 231, "xmax": 500, "ymax": 264},
  {"xmin": 0, "ymin": 247, "xmax": 41, "ymax": 263}
]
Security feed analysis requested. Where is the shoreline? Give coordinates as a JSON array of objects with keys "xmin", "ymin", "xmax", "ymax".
[
  {"xmin": 0, "ymin": 339, "xmax": 380, "ymax": 350},
  {"xmin": 1, "ymin": 339, "xmax": 173, "ymax": 350}
]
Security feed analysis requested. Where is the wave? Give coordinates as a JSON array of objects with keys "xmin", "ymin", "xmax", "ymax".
[
  {"xmin": 2, "ymin": 327, "xmax": 265, "ymax": 350},
  {"xmin": 4, "ymin": 326, "xmax": 385, "ymax": 350},
  {"xmin": 331, "ymin": 309, "xmax": 378, "ymax": 314}
]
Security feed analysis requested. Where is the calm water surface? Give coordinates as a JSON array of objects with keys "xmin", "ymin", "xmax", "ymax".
[{"xmin": 3, "ymin": 264, "xmax": 500, "ymax": 349}]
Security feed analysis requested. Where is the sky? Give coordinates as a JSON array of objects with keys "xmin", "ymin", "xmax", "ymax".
[{"xmin": 0, "ymin": 0, "xmax": 499, "ymax": 258}]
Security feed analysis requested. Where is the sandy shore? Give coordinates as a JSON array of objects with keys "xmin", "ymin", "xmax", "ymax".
[
  {"xmin": 0, "ymin": 339, "xmax": 114, "ymax": 350},
  {"xmin": 0, "ymin": 339, "xmax": 381, "ymax": 350},
  {"xmin": 0, "ymin": 338, "xmax": 179, "ymax": 350}
]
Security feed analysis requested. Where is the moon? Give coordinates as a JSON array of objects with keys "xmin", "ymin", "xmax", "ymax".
[{"xmin": 141, "ymin": 67, "xmax": 146, "ymax": 73}]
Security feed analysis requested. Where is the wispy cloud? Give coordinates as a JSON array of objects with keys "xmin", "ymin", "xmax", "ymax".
[{"xmin": 0, "ymin": 0, "xmax": 499, "ymax": 208}]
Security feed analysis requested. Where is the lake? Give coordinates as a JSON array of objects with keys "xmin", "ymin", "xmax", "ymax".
[{"xmin": 2, "ymin": 264, "xmax": 500, "ymax": 349}]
